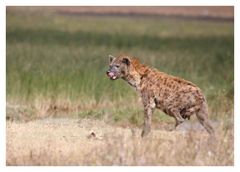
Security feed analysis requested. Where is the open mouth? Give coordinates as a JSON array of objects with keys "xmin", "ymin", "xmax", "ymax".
[{"xmin": 107, "ymin": 71, "xmax": 118, "ymax": 80}]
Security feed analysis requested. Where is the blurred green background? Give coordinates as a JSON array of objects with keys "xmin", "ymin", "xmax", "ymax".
[{"xmin": 6, "ymin": 7, "xmax": 234, "ymax": 124}]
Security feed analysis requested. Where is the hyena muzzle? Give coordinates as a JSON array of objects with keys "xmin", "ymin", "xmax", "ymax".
[{"xmin": 106, "ymin": 54, "xmax": 215, "ymax": 137}]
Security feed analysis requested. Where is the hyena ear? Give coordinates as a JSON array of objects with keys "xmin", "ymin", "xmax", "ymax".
[
  {"xmin": 122, "ymin": 57, "xmax": 130, "ymax": 66},
  {"xmin": 109, "ymin": 55, "xmax": 116, "ymax": 63}
]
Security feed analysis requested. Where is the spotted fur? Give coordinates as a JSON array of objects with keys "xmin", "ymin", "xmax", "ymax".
[{"xmin": 107, "ymin": 54, "xmax": 215, "ymax": 137}]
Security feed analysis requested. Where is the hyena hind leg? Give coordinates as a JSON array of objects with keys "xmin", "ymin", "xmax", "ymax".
[
  {"xmin": 196, "ymin": 102, "xmax": 215, "ymax": 135},
  {"xmin": 180, "ymin": 106, "xmax": 199, "ymax": 120},
  {"xmin": 169, "ymin": 109, "xmax": 185, "ymax": 128}
]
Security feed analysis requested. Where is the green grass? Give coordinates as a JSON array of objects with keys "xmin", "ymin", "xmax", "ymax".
[{"xmin": 6, "ymin": 8, "xmax": 234, "ymax": 123}]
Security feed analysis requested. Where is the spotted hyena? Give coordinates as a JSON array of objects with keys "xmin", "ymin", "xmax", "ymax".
[{"xmin": 106, "ymin": 54, "xmax": 214, "ymax": 137}]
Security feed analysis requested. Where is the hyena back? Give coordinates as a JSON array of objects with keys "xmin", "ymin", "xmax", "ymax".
[{"xmin": 106, "ymin": 54, "xmax": 214, "ymax": 137}]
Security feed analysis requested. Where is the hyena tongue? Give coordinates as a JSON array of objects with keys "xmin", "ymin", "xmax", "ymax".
[
  {"xmin": 107, "ymin": 72, "xmax": 117, "ymax": 79},
  {"xmin": 108, "ymin": 72, "xmax": 115, "ymax": 77}
]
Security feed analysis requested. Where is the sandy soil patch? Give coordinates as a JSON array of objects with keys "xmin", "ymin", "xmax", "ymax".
[{"xmin": 6, "ymin": 118, "xmax": 233, "ymax": 165}]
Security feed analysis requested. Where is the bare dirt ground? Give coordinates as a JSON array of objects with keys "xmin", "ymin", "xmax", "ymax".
[
  {"xmin": 56, "ymin": 6, "xmax": 234, "ymax": 17},
  {"xmin": 7, "ymin": 6, "xmax": 233, "ymax": 21},
  {"xmin": 6, "ymin": 118, "xmax": 233, "ymax": 166},
  {"xmin": 55, "ymin": 6, "xmax": 233, "ymax": 21}
]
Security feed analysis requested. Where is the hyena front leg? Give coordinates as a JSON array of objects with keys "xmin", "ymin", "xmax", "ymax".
[{"xmin": 141, "ymin": 106, "xmax": 154, "ymax": 137}]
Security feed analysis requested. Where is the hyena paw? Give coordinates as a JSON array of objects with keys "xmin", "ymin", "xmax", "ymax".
[{"xmin": 141, "ymin": 127, "xmax": 151, "ymax": 137}]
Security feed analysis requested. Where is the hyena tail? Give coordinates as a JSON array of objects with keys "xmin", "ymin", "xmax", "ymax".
[{"xmin": 196, "ymin": 101, "xmax": 215, "ymax": 135}]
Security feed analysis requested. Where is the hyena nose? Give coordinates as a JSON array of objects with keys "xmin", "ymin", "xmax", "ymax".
[{"xmin": 106, "ymin": 70, "xmax": 110, "ymax": 75}]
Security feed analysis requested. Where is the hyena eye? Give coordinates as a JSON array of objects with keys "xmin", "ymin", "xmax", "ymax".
[{"xmin": 115, "ymin": 65, "xmax": 120, "ymax": 68}]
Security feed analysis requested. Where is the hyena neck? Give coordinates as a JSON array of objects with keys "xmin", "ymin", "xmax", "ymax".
[
  {"xmin": 123, "ymin": 59, "xmax": 151, "ymax": 91},
  {"xmin": 122, "ymin": 73, "xmax": 141, "ymax": 91}
]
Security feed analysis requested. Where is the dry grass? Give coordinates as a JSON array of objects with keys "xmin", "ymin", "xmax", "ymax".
[{"xmin": 6, "ymin": 118, "xmax": 233, "ymax": 166}]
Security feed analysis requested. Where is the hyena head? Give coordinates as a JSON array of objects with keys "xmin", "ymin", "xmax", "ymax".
[{"xmin": 106, "ymin": 55, "xmax": 131, "ymax": 80}]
